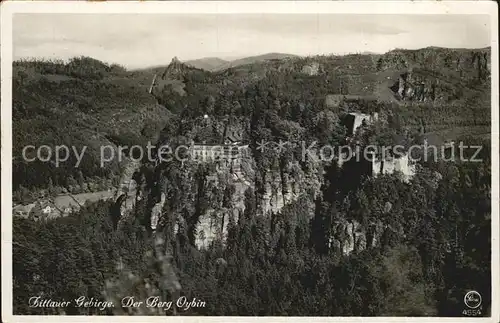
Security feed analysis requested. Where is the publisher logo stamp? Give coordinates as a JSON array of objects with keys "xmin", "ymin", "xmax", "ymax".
[{"xmin": 464, "ymin": 291, "xmax": 482, "ymax": 309}]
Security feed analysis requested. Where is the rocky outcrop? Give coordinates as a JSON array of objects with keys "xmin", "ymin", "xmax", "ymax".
[
  {"xmin": 162, "ymin": 56, "xmax": 186, "ymax": 78},
  {"xmin": 301, "ymin": 62, "xmax": 320, "ymax": 76},
  {"xmin": 113, "ymin": 158, "xmax": 141, "ymax": 219},
  {"xmin": 379, "ymin": 48, "xmax": 490, "ymax": 103},
  {"xmin": 260, "ymin": 162, "xmax": 305, "ymax": 215},
  {"xmin": 150, "ymin": 192, "xmax": 166, "ymax": 231},
  {"xmin": 329, "ymin": 219, "xmax": 386, "ymax": 255},
  {"xmin": 391, "ymin": 71, "xmax": 439, "ymax": 102},
  {"xmin": 145, "ymin": 142, "xmax": 324, "ymax": 249},
  {"xmin": 136, "ymin": 136, "xmax": 414, "ymax": 253},
  {"xmin": 377, "ymin": 47, "xmax": 490, "ymax": 76},
  {"xmin": 192, "ymin": 151, "xmax": 321, "ymax": 248},
  {"xmin": 343, "ymin": 112, "xmax": 379, "ymax": 135},
  {"xmin": 390, "ymin": 68, "xmax": 486, "ymax": 103},
  {"xmin": 194, "ymin": 158, "xmax": 253, "ymax": 248}
]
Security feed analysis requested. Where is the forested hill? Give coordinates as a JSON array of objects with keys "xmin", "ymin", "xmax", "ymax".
[
  {"xmin": 12, "ymin": 57, "xmax": 174, "ymax": 203},
  {"xmin": 13, "ymin": 47, "xmax": 491, "ymax": 201},
  {"xmin": 150, "ymin": 46, "xmax": 491, "ymax": 143},
  {"xmin": 12, "ymin": 46, "xmax": 492, "ymax": 317}
]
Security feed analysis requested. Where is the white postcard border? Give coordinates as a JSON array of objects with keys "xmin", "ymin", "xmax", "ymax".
[{"xmin": 1, "ymin": 1, "xmax": 498, "ymax": 323}]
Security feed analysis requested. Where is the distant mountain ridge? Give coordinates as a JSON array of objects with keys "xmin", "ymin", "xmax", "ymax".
[
  {"xmin": 136, "ymin": 47, "xmax": 492, "ymax": 73},
  {"xmin": 184, "ymin": 52, "xmax": 298, "ymax": 71},
  {"xmin": 184, "ymin": 57, "xmax": 229, "ymax": 71}
]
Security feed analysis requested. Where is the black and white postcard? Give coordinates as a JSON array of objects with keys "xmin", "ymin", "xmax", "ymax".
[{"xmin": 1, "ymin": 1, "xmax": 498, "ymax": 322}]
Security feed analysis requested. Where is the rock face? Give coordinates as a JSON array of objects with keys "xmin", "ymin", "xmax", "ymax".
[
  {"xmin": 329, "ymin": 219, "xmax": 385, "ymax": 255},
  {"xmin": 139, "ymin": 139, "xmax": 415, "ymax": 253},
  {"xmin": 194, "ymin": 156, "xmax": 253, "ymax": 249},
  {"xmin": 378, "ymin": 48, "xmax": 490, "ymax": 103},
  {"xmin": 344, "ymin": 112, "xmax": 379, "ymax": 135},
  {"xmin": 259, "ymin": 161, "xmax": 311, "ymax": 215},
  {"xmin": 301, "ymin": 62, "xmax": 320, "ymax": 76},
  {"xmin": 139, "ymin": 139, "xmax": 324, "ymax": 249},
  {"xmin": 162, "ymin": 56, "xmax": 186, "ymax": 78},
  {"xmin": 113, "ymin": 158, "xmax": 141, "ymax": 218},
  {"xmin": 377, "ymin": 48, "xmax": 490, "ymax": 75},
  {"xmin": 193, "ymin": 150, "xmax": 320, "ymax": 248},
  {"xmin": 390, "ymin": 68, "xmax": 483, "ymax": 103},
  {"xmin": 394, "ymin": 72, "xmax": 437, "ymax": 102},
  {"xmin": 150, "ymin": 192, "xmax": 166, "ymax": 231}
]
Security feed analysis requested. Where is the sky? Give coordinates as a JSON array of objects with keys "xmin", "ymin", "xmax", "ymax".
[{"xmin": 13, "ymin": 14, "xmax": 491, "ymax": 69}]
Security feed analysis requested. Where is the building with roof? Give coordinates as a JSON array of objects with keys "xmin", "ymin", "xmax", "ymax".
[{"xmin": 372, "ymin": 153, "xmax": 416, "ymax": 182}]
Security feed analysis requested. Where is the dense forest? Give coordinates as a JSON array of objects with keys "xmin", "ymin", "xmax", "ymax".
[
  {"xmin": 12, "ymin": 57, "xmax": 172, "ymax": 204},
  {"xmin": 13, "ymin": 47, "xmax": 492, "ymax": 316}
]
